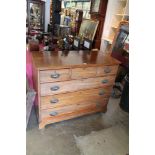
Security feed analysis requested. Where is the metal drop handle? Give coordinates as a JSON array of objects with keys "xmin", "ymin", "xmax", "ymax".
[
  {"xmin": 50, "ymin": 86, "xmax": 60, "ymax": 91},
  {"xmin": 51, "ymin": 73, "xmax": 60, "ymax": 79},
  {"xmin": 96, "ymin": 102, "xmax": 101, "ymax": 108},
  {"xmin": 99, "ymin": 90, "xmax": 105, "ymax": 96},
  {"xmin": 49, "ymin": 111, "xmax": 58, "ymax": 116},
  {"xmin": 104, "ymin": 67, "xmax": 112, "ymax": 73},
  {"xmin": 50, "ymin": 98, "xmax": 59, "ymax": 104},
  {"xmin": 102, "ymin": 79, "xmax": 108, "ymax": 84}
]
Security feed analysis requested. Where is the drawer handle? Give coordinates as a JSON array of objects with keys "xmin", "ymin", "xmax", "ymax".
[
  {"xmin": 102, "ymin": 79, "xmax": 108, "ymax": 84},
  {"xmin": 50, "ymin": 98, "xmax": 59, "ymax": 104},
  {"xmin": 49, "ymin": 111, "xmax": 58, "ymax": 116},
  {"xmin": 51, "ymin": 73, "xmax": 60, "ymax": 79},
  {"xmin": 104, "ymin": 67, "xmax": 112, "ymax": 73},
  {"xmin": 50, "ymin": 86, "xmax": 60, "ymax": 91},
  {"xmin": 99, "ymin": 90, "xmax": 105, "ymax": 96},
  {"xmin": 96, "ymin": 102, "xmax": 101, "ymax": 108}
]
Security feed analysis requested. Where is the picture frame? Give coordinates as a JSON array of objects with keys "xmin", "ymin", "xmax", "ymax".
[
  {"xmin": 90, "ymin": 0, "xmax": 101, "ymax": 14},
  {"xmin": 78, "ymin": 19, "xmax": 99, "ymax": 41},
  {"xmin": 83, "ymin": 38, "xmax": 92, "ymax": 50},
  {"xmin": 111, "ymin": 21, "xmax": 129, "ymax": 68},
  {"xmin": 73, "ymin": 37, "xmax": 81, "ymax": 50}
]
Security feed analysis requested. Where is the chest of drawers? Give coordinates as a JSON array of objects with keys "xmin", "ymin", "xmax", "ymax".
[{"xmin": 32, "ymin": 50, "xmax": 120, "ymax": 129}]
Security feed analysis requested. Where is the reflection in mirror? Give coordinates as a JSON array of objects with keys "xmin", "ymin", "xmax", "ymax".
[{"xmin": 30, "ymin": 3, "xmax": 41, "ymax": 29}]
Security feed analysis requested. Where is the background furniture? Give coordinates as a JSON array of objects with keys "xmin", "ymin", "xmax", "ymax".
[
  {"xmin": 54, "ymin": 24, "xmax": 71, "ymax": 37},
  {"xmin": 111, "ymin": 21, "xmax": 129, "ymax": 112},
  {"xmin": 32, "ymin": 50, "xmax": 120, "ymax": 129},
  {"xmin": 111, "ymin": 21, "xmax": 129, "ymax": 68},
  {"xmin": 75, "ymin": 9, "xmax": 83, "ymax": 35},
  {"xmin": 101, "ymin": 0, "xmax": 129, "ymax": 52},
  {"xmin": 52, "ymin": 0, "xmax": 61, "ymax": 27},
  {"xmin": 27, "ymin": 0, "xmax": 45, "ymax": 34},
  {"xmin": 90, "ymin": 0, "xmax": 108, "ymax": 49}
]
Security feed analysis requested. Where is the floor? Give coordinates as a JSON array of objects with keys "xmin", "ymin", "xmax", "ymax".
[{"xmin": 26, "ymin": 97, "xmax": 129, "ymax": 155}]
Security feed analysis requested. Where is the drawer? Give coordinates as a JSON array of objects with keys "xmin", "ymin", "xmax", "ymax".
[
  {"xmin": 40, "ymin": 75, "xmax": 115, "ymax": 96},
  {"xmin": 40, "ymin": 86, "xmax": 112, "ymax": 109},
  {"xmin": 97, "ymin": 65, "xmax": 118, "ymax": 76},
  {"xmin": 41, "ymin": 98, "xmax": 109, "ymax": 119},
  {"xmin": 40, "ymin": 69, "xmax": 70, "ymax": 83},
  {"xmin": 71, "ymin": 67, "xmax": 97, "ymax": 79}
]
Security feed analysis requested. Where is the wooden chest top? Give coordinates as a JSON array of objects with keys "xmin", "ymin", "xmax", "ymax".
[{"xmin": 32, "ymin": 50, "xmax": 120, "ymax": 70}]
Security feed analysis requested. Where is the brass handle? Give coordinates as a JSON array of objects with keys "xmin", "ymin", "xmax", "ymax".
[
  {"xmin": 50, "ymin": 98, "xmax": 59, "ymax": 104},
  {"xmin": 104, "ymin": 67, "xmax": 112, "ymax": 73},
  {"xmin": 51, "ymin": 73, "xmax": 60, "ymax": 79},
  {"xmin": 102, "ymin": 79, "xmax": 108, "ymax": 84},
  {"xmin": 49, "ymin": 111, "xmax": 58, "ymax": 116},
  {"xmin": 99, "ymin": 90, "xmax": 105, "ymax": 96},
  {"xmin": 50, "ymin": 86, "xmax": 60, "ymax": 91}
]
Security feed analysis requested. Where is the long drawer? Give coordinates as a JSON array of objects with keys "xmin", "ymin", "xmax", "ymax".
[
  {"xmin": 97, "ymin": 65, "xmax": 118, "ymax": 76},
  {"xmin": 40, "ymin": 69, "xmax": 71, "ymax": 83},
  {"xmin": 40, "ymin": 105, "xmax": 107, "ymax": 126},
  {"xmin": 71, "ymin": 67, "xmax": 97, "ymax": 79},
  {"xmin": 40, "ymin": 86, "xmax": 112, "ymax": 109},
  {"xmin": 41, "ymin": 98, "xmax": 109, "ymax": 119},
  {"xmin": 40, "ymin": 75, "xmax": 115, "ymax": 96}
]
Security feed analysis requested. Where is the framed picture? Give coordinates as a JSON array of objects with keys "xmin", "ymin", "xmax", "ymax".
[
  {"xmin": 73, "ymin": 37, "xmax": 81, "ymax": 50},
  {"xmin": 78, "ymin": 19, "xmax": 99, "ymax": 41},
  {"xmin": 90, "ymin": 0, "xmax": 101, "ymax": 14},
  {"xmin": 83, "ymin": 38, "xmax": 92, "ymax": 50}
]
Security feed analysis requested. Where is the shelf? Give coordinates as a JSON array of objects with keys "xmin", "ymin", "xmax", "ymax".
[
  {"xmin": 111, "ymin": 25, "xmax": 118, "ymax": 29},
  {"xmin": 103, "ymin": 37, "xmax": 113, "ymax": 44},
  {"xmin": 119, "ymin": 0, "xmax": 127, "ymax": 2},
  {"xmin": 115, "ymin": 14, "xmax": 127, "ymax": 16}
]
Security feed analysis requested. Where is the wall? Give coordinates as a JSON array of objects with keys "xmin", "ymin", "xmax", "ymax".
[
  {"xmin": 44, "ymin": 0, "xmax": 50, "ymax": 32},
  {"xmin": 100, "ymin": 0, "xmax": 116, "ymax": 52}
]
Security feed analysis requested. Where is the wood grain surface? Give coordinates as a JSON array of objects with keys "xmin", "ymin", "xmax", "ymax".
[
  {"xmin": 40, "ymin": 69, "xmax": 71, "ymax": 83},
  {"xmin": 39, "ymin": 104, "xmax": 108, "ymax": 129},
  {"xmin": 32, "ymin": 51, "xmax": 120, "ymax": 70},
  {"xmin": 97, "ymin": 65, "xmax": 118, "ymax": 76},
  {"xmin": 40, "ymin": 86, "xmax": 112, "ymax": 109},
  {"xmin": 71, "ymin": 67, "xmax": 97, "ymax": 79},
  {"xmin": 31, "ymin": 50, "xmax": 120, "ymax": 129},
  {"xmin": 41, "ymin": 98, "xmax": 109, "ymax": 118},
  {"xmin": 40, "ymin": 76, "xmax": 115, "ymax": 96}
]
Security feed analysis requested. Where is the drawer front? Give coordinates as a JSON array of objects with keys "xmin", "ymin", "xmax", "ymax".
[
  {"xmin": 71, "ymin": 67, "xmax": 97, "ymax": 79},
  {"xmin": 41, "ymin": 98, "xmax": 109, "ymax": 119},
  {"xmin": 40, "ymin": 69, "xmax": 70, "ymax": 83},
  {"xmin": 97, "ymin": 65, "xmax": 118, "ymax": 76},
  {"xmin": 40, "ymin": 76, "xmax": 115, "ymax": 96},
  {"xmin": 41, "ymin": 86, "xmax": 112, "ymax": 109}
]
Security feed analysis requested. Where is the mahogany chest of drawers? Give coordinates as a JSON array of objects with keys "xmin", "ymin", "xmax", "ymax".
[{"xmin": 32, "ymin": 50, "xmax": 120, "ymax": 129}]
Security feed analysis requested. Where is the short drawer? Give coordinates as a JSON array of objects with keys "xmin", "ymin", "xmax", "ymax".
[
  {"xmin": 41, "ymin": 98, "xmax": 109, "ymax": 119},
  {"xmin": 40, "ymin": 69, "xmax": 70, "ymax": 83},
  {"xmin": 40, "ymin": 86, "xmax": 112, "ymax": 109},
  {"xmin": 71, "ymin": 67, "xmax": 97, "ymax": 79},
  {"xmin": 40, "ymin": 75, "xmax": 115, "ymax": 96},
  {"xmin": 97, "ymin": 65, "xmax": 118, "ymax": 76}
]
